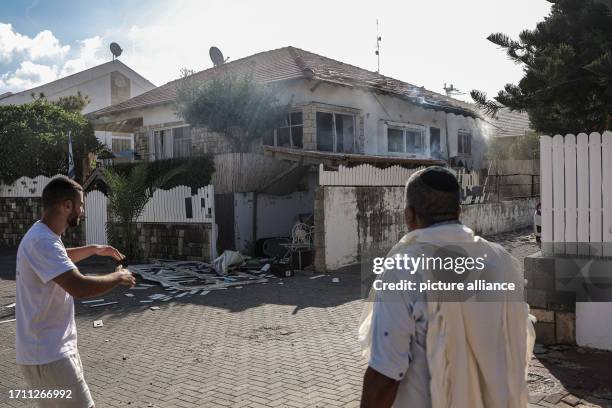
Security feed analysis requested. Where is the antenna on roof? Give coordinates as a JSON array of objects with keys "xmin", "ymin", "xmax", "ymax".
[
  {"xmin": 443, "ymin": 83, "xmax": 465, "ymax": 98},
  {"xmin": 209, "ymin": 46, "xmax": 229, "ymax": 67},
  {"xmin": 375, "ymin": 19, "xmax": 382, "ymax": 73},
  {"xmin": 110, "ymin": 42, "xmax": 123, "ymax": 60}
]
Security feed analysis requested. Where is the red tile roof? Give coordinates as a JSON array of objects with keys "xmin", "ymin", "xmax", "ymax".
[{"xmin": 90, "ymin": 46, "xmax": 478, "ymax": 118}]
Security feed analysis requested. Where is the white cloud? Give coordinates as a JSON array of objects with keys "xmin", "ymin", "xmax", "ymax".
[
  {"xmin": 0, "ymin": 32, "xmax": 106, "ymax": 93},
  {"xmin": 60, "ymin": 36, "xmax": 105, "ymax": 76},
  {"xmin": 0, "ymin": 60, "xmax": 59, "ymax": 90},
  {"xmin": 0, "ymin": 23, "xmax": 69, "ymax": 62}
]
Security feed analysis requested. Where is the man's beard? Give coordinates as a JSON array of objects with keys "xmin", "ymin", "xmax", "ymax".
[{"xmin": 67, "ymin": 210, "xmax": 80, "ymax": 227}]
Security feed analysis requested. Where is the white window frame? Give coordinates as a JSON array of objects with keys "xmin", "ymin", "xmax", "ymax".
[
  {"xmin": 385, "ymin": 122, "xmax": 427, "ymax": 154},
  {"xmin": 315, "ymin": 110, "xmax": 355, "ymax": 153},
  {"xmin": 111, "ymin": 135, "xmax": 133, "ymax": 153},
  {"xmin": 152, "ymin": 125, "xmax": 191, "ymax": 160}
]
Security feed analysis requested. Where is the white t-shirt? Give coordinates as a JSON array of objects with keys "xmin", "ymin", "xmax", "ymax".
[
  {"xmin": 369, "ymin": 253, "xmax": 431, "ymax": 408},
  {"xmin": 16, "ymin": 221, "xmax": 78, "ymax": 365}
]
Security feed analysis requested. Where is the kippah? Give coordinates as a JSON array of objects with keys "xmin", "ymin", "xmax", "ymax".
[{"xmin": 419, "ymin": 166, "xmax": 460, "ymax": 192}]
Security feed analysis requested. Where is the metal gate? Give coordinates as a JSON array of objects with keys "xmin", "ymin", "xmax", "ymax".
[{"xmin": 84, "ymin": 190, "xmax": 108, "ymax": 245}]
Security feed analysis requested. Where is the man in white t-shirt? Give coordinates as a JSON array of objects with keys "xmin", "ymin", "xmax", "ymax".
[{"xmin": 16, "ymin": 176, "xmax": 136, "ymax": 408}]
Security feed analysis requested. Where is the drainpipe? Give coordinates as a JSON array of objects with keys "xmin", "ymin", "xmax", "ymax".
[
  {"xmin": 251, "ymin": 192, "xmax": 258, "ymax": 255},
  {"xmin": 444, "ymin": 113, "xmax": 452, "ymax": 166}
]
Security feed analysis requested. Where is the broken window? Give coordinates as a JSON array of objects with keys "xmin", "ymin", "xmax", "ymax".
[
  {"xmin": 458, "ymin": 130, "xmax": 472, "ymax": 155},
  {"xmin": 387, "ymin": 128, "xmax": 404, "ymax": 152},
  {"xmin": 263, "ymin": 111, "xmax": 303, "ymax": 148},
  {"xmin": 386, "ymin": 124, "xmax": 425, "ymax": 154},
  {"xmin": 430, "ymin": 127, "xmax": 441, "ymax": 158},
  {"xmin": 316, "ymin": 111, "xmax": 355, "ymax": 152},
  {"xmin": 173, "ymin": 127, "xmax": 192, "ymax": 158}
]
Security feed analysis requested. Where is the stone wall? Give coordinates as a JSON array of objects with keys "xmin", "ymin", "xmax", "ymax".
[
  {"xmin": 0, "ymin": 197, "xmax": 85, "ymax": 248},
  {"xmin": 315, "ymin": 186, "xmax": 538, "ymax": 271},
  {"xmin": 120, "ymin": 222, "xmax": 212, "ymax": 262},
  {"xmin": 524, "ymin": 254, "xmax": 575, "ymax": 345},
  {"xmin": 524, "ymin": 253, "xmax": 612, "ymax": 348}
]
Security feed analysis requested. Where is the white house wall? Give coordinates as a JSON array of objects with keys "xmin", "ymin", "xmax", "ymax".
[
  {"xmin": 319, "ymin": 185, "xmax": 537, "ymax": 271},
  {"xmin": 0, "ymin": 61, "xmax": 155, "ymax": 149},
  {"xmin": 233, "ymin": 173, "xmax": 317, "ymax": 253},
  {"xmin": 275, "ymin": 80, "xmax": 488, "ymax": 168},
  {"xmin": 127, "ymin": 78, "xmax": 488, "ymax": 168},
  {"xmin": 142, "ymin": 104, "xmax": 181, "ymax": 127}
]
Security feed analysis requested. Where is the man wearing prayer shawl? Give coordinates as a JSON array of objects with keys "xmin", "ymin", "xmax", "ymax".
[{"xmin": 359, "ymin": 166, "xmax": 535, "ymax": 408}]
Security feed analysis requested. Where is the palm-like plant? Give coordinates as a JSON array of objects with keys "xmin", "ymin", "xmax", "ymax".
[{"xmin": 103, "ymin": 164, "xmax": 184, "ymax": 260}]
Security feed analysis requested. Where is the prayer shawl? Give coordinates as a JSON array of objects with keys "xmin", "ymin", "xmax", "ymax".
[{"xmin": 358, "ymin": 223, "xmax": 535, "ymax": 408}]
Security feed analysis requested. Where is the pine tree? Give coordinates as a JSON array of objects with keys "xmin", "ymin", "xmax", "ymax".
[{"xmin": 472, "ymin": 0, "xmax": 612, "ymax": 134}]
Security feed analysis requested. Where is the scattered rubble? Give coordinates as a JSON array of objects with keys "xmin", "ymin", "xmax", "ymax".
[
  {"xmin": 128, "ymin": 257, "xmax": 272, "ymax": 292},
  {"xmin": 89, "ymin": 301, "xmax": 118, "ymax": 308},
  {"xmin": 0, "ymin": 318, "xmax": 16, "ymax": 324}
]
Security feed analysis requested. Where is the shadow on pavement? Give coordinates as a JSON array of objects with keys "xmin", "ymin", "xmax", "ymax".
[
  {"xmin": 535, "ymin": 345, "xmax": 612, "ymax": 406},
  {"xmin": 1, "ymin": 246, "xmax": 365, "ymax": 320}
]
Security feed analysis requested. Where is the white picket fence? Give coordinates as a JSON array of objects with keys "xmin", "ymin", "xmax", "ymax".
[
  {"xmin": 0, "ymin": 174, "xmax": 62, "ymax": 197},
  {"xmin": 318, "ymin": 164, "xmax": 481, "ymax": 187},
  {"xmin": 540, "ymin": 131, "xmax": 612, "ymax": 256},
  {"xmin": 85, "ymin": 185, "xmax": 217, "ymax": 258},
  {"xmin": 138, "ymin": 185, "xmax": 215, "ymax": 223},
  {"xmin": 85, "ymin": 190, "xmax": 108, "ymax": 245}
]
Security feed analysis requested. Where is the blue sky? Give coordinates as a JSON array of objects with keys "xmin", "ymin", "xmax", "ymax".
[{"xmin": 1, "ymin": 0, "xmax": 552, "ymax": 101}]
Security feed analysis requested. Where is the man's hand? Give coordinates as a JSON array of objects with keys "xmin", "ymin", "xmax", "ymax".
[
  {"xmin": 115, "ymin": 268, "xmax": 136, "ymax": 287},
  {"xmin": 361, "ymin": 367, "xmax": 400, "ymax": 408},
  {"xmin": 94, "ymin": 245, "xmax": 125, "ymax": 261}
]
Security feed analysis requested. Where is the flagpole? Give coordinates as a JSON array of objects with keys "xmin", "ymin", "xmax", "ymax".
[{"xmin": 68, "ymin": 130, "xmax": 75, "ymax": 179}]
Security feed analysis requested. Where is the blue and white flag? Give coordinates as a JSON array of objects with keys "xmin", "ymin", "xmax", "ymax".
[{"xmin": 68, "ymin": 131, "xmax": 76, "ymax": 179}]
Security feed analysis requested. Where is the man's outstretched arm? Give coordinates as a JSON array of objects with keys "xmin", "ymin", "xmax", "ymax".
[
  {"xmin": 66, "ymin": 245, "xmax": 124, "ymax": 264},
  {"xmin": 361, "ymin": 366, "xmax": 400, "ymax": 408},
  {"xmin": 53, "ymin": 267, "xmax": 135, "ymax": 299}
]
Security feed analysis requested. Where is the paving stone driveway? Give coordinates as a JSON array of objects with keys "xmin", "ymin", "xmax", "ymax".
[{"xmin": 0, "ymin": 229, "xmax": 610, "ymax": 408}]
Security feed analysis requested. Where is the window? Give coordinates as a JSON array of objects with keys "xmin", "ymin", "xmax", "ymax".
[
  {"xmin": 111, "ymin": 138, "xmax": 131, "ymax": 153},
  {"xmin": 263, "ymin": 111, "xmax": 303, "ymax": 148},
  {"xmin": 458, "ymin": 130, "xmax": 472, "ymax": 155},
  {"xmin": 173, "ymin": 127, "xmax": 192, "ymax": 158},
  {"xmin": 387, "ymin": 128, "xmax": 404, "ymax": 152},
  {"xmin": 153, "ymin": 127, "xmax": 192, "ymax": 160},
  {"xmin": 316, "ymin": 112, "xmax": 354, "ymax": 152},
  {"xmin": 153, "ymin": 129, "xmax": 167, "ymax": 160},
  {"xmin": 386, "ymin": 125, "xmax": 426, "ymax": 154},
  {"xmin": 430, "ymin": 127, "xmax": 442, "ymax": 158}
]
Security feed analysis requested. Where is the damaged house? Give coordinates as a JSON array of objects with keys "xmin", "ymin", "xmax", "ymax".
[{"xmin": 88, "ymin": 46, "xmax": 489, "ymax": 268}]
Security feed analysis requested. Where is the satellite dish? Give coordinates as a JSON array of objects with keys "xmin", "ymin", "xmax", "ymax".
[
  {"xmin": 110, "ymin": 42, "xmax": 123, "ymax": 60},
  {"xmin": 209, "ymin": 46, "xmax": 225, "ymax": 67}
]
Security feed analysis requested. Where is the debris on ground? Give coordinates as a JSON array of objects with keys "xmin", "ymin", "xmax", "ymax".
[
  {"xmin": 213, "ymin": 251, "xmax": 245, "ymax": 275},
  {"xmin": 128, "ymin": 258, "xmax": 271, "ymax": 292},
  {"xmin": 150, "ymin": 306, "xmax": 160, "ymax": 311},
  {"xmin": 0, "ymin": 318, "xmax": 16, "ymax": 324},
  {"xmin": 82, "ymin": 299, "xmax": 105, "ymax": 304},
  {"xmin": 93, "ymin": 320, "xmax": 103, "ymax": 328},
  {"xmin": 89, "ymin": 301, "xmax": 118, "ymax": 308}
]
